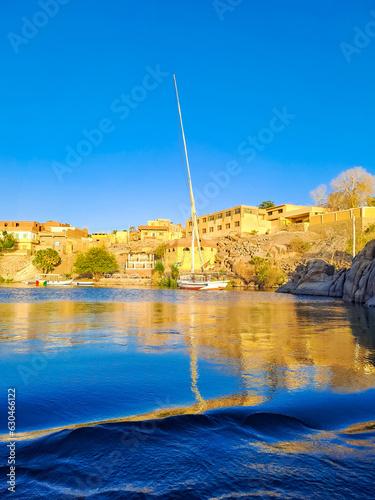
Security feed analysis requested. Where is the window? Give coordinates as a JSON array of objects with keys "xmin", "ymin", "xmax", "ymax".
[
  {"xmin": 159, "ymin": 232, "xmax": 163, "ymax": 236},
  {"xmin": 208, "ymin": 215, "xmax": 214, "ymax": 221},
  {"xmin": 244, "ymin": 208, "xmax": 253, "ymax": 214},
  {"xmin": 202, "ymin": 228, "xmax": 207, "ymax": 234},
  {"xmin": 23, "ymin": 234, "xmax": 27, "ymax": 238},
  {"xmin": 268, "ymin": 211, "xmax": 273, "ymax": 216},
  {"xmin": 197, "ymin": 219, "xmax": 200, "ymax": 224},
  {"xmin": 278, "ymin": 209, "xmax": 283, "ymax": 213},
  {"xmin": 209, "ymin": 227, "xmax": 214, "ymax": 232},
  {"xmin": 202, "ymin": 218, "xmax": 206, "ymax": 223},
  {"xmin": 234, "ymin": 221, "xmax": 240, "ymax": 227},
  {"xmin": 15, "ymin": 234, "xmax": 19, "ymax": 239},
  {"xmin": 226, "ymin": 223, "xmax": 230, "ymax": 229},
  {"xmin": 225, "ymin": 211, "xmax": 231, "ymax": 217},
  {"xmin": 234, "ymin": 208, "xmax": 241, "ymax": 214},
  {"xmin": 16, "ymin": 223, "xmax": 19, "ymax": 227},
  {"xmin": 189, "ymin": 221, "xmax": 192, "ymax": 226},
  {"xmin": 217, "ymin": 225, "xmax": 222, "ymax": 230},
  {"xmin": 217, "ymin": 213, "xmax": 222, "ymax": 219},
  {"xmin": 55, "ymin": 241, "xmax": 60, "ymax": 246},
  {"xmin": 144, "ymin": 231, "xmax": 148, "ymax": 235}
]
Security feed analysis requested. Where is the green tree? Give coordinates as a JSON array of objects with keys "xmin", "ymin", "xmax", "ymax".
[
  {"xmin": 74, "ymin": 247, "xmax": 118, "ymax": 281},
  {"xmin": 32, "ymin": 249, "xmax": 61, "ymax": 273},
  {"xmin": 0, "ymin": 231, "xmax": 16, "ymax": 249},
  {"xmin": 258, "ymin": 201, "xmax": 275, "ymax": 209}
]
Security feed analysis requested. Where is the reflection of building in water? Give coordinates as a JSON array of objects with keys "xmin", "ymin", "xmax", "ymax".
[{"xmin": 2, "ymin": 297, "xmax": 375, "ymax": 402}]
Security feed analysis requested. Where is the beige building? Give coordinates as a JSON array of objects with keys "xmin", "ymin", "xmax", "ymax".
[
  {"xmin": 266, "ymin": 204, "xmax": 326, "ymax": 231},
  {"xmin": 0, "ymin": 220, "xmax": 88, "ymax": 256},
  {"xmin": 138, "ymin": 219, "xmax": 183, "ymax": 242},
  {"xmin": 186, "ymin": 205, "xmax": 269, "ymax": 238},
  {"xmin": 165, "ymin": 238, "xmax": 217, "ymax": 272}
]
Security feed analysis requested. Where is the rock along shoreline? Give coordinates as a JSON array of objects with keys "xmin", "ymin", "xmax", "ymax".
[{"xmin": 277, "ymin": 239, "xmax": 375, "ymax": 308}]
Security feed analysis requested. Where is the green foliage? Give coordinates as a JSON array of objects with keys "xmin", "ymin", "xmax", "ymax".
[
  {"xmin": 155, "ymin": 242, "xmax": 166, "ymax": 260},
  {"xmin": 170, "ymin": 263, "xmax": 179, "ymax": 280},
  {"xmin": 157, "ymin": 276, "xmax": 178, "ymax": 288},
  {"xmin": 250, "ymin": 230, "xmax": 258, "ymax": 235},
  {"xmin": 253, "ymin": 257, "xmax": 286, "ymax": 288},
  {"xmin": 74, "ymin": 248, "xmax": 118, "ymax": 281},
  {"xmin": 346, "ymin": 227, "xmax": 375, "ymax": 255},
  {"xmin": 0, "ymin": 231, "xmax": 16, "ymax": 249},
  {"xmin": 154, "ymin": 261, "xmax": 165, "ymax": 273},
  {"xmin": 258, "ymin": 201, "xmax": 275, "ymax": 209},
  {"xmin": 32, "ymin": 249, "xmax": 61, "ymax": 273},
  {"xmin": 0, "ymin": 276, "xmax": 4, "ymax": 283},
  {"xmin": 289, "ymin": 238, "xmax": 312, "ymax": 254},
  {"xmin": 112, "ymin": 230, "xmax": 118, "ymax": 234}
]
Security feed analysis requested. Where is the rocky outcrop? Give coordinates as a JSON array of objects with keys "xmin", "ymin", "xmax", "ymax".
[
  {"xmin": 343, "ymin": 240, "xmax": 375, "ymax": 304},
  {"xmin": 277, "ymin": 259, "xmax": 347, "ymax": 297},
  {"xmin": 277, "ymin": 240, "xmax": 375, "ymax": 307}
]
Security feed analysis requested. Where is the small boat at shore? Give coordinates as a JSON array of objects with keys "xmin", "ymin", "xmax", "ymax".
[
  {"xmin": 173, "ymin": 75, "xmax": 229, "ymax": 291},
  {"xmin": 25, "ymin": 274, "xmax": 73, "ymax": 286},
  {"xmin": 72, "ymin": 281, "xmax": 94, "ymax": 286}
]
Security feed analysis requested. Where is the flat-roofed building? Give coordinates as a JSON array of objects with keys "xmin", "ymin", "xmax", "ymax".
[
  {"xmin": 186, "ymin": 205, "xmax": 268, "ymax": 238},
  {"xmin": 265, "ymin": 204, "xmax": 326, "ymax": 231},
  {"xmin": 138, "ymin": 219, "xmax": 183, "ymax": 242}
]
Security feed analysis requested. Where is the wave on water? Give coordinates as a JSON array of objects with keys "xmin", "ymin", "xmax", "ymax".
[{"xmin": 3, "ymin": 391, "xmax": 375, "ymax": 499}]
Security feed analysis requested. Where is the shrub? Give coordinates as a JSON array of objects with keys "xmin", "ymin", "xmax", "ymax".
[
  {"xmin": 253, "ymin": 257, "xmax": 286, "ymax": 288},
  {"xmin": 0, "ymin": 276, "xmax": 4, "ymax": 283},
  {"xmin": 154, "ymin": 261, "xmax": 165, "ymax": 274},
  {"xmin": 250, "ymin": 230, "xmax": 258, "ymax": 235},
  {"xmin": 157, "ymin": 276, "xmax": 178, "ymax": 288},
  {"xmin": 289, "ymin": 237, "xmax": 312, "ymax": 254}
]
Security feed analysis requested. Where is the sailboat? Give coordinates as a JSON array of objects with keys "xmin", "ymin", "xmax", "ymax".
[{"xmin": 173, "ymin": 75, "xmax": 229, "ymax": 291}]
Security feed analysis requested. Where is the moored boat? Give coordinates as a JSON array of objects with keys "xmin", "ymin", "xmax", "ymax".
[{"xmin": 25, "ymin": 274, "xmax": 73, "ymax": 286}]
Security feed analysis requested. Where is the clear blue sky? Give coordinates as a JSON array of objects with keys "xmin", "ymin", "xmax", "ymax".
[{"xmin": 1, "ymin": 0, "xmax": 374, "ymax": 232}]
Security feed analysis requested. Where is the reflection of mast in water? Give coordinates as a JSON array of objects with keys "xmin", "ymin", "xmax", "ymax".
[{"xmin": 187, "ymin": 300, "xmax": 206, "ymax": 411}]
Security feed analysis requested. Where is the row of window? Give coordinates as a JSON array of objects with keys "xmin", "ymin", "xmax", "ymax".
[
  {"xmin": 189, "ymin": 208, "xmax": 245, "ymax": 226},
  {"xmin": 198, "ymin": 221, "xmax": 240, "ymax": 234}
]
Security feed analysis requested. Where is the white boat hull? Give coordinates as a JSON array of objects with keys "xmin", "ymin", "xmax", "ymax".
[{"xmin": 177, "ymin": 279, "xmax": 229, "ymax": 290}]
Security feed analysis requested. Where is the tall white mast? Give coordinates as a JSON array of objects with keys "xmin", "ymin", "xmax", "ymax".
[{"xmin": 173, "ymin": 74, "xmax": 204, "ymax": 273}]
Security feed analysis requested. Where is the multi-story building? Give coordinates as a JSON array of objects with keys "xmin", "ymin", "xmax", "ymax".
[
  {"xmin": 138, "ymin": 219, "xmax": 183, "ymax": 242},
  {"xmin": 265, "ymin": 204, "xmax": 326, "ymax": 230},
  {"xmin": 0, "ymin": 220, "xmax": 88, "ymax": 256},
  {"xmin": 186, "ymin": 205, "xmax": 268, "ymax": 238}
]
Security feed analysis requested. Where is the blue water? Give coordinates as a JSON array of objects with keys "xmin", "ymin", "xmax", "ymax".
[{"xmin": 1, "ymin": 288, "xmax": 375, "ymax": 498}]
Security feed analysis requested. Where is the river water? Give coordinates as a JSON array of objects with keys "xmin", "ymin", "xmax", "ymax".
[{"xmin": 0, "ymin": 287, "xmax": 375, "ymax": 499}]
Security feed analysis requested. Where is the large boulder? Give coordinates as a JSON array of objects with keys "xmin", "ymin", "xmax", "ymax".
[
  {"xmin": 277, "ymin": 259, "xmax": 346, "ymax": 297},
  {"xmin": 343, "ymin": 240, "xmax": 375, "ymax": 303}
]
